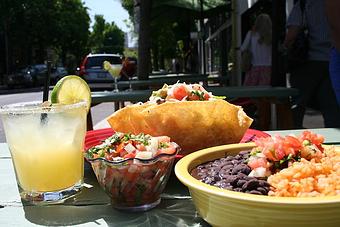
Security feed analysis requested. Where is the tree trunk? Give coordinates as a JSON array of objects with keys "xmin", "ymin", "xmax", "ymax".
[
  {"xmin": 4, "ymin": 19, "xmax": 10, "ymax": 75},
  {"xmin": 152, "ymin": 44, "xmax": 159, "ymax": 71},
  {"xmin": 271, "ymin": 0, "xmax": 286, "ymax": 86},
  {"xmin": 159, "ymin": 53, "xmax": 165, "ymax": 70},
  {"xmin": 137, "ymin": 0, "xmax": 152, "ymax": 80}
]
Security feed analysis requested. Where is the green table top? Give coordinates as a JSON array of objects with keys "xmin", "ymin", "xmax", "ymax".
[
  {"xmin": 2, "ymin": 128, "xmax": 338, "ymax": 226},
  {"xmin": 91, "ymin": 86, "xmax": 299, "ymax": 104},
  {"xmin": 0, "ymin": 143, "xmax": 208, "ymax": 226},
  {"xmin": 116, "ymin": 74, "xmax": 228, "ymax": 89}
]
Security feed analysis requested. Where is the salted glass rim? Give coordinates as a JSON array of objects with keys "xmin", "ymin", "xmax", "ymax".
[{"xmin": 0, "ymin": 101, "xmax": 87, "ymax": 114}]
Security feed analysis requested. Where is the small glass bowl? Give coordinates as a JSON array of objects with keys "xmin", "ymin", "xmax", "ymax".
[{"xmin": 86, "ymin": 149, "xmax": 179, "ymax": 212}]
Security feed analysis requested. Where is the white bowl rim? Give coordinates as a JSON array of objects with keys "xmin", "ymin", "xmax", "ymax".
[{"xmin": 175, "ymin": 143, "xmax": 340, "ymax": 205}]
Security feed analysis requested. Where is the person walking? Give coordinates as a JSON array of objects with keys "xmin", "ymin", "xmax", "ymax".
[
  {"xmin": 284, "ymin": 0, "xmax": 340, "ymax": 128},
  {"xmin": 241, "ymin": 14, "xmax": 272, "ymax": 86}
]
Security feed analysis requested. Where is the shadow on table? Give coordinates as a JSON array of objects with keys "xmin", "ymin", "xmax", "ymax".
[
  {"xmin": 22, "ymin": 196, "xmax": 209, "ymax": 226},
  {"xmin": 22, "ymin": 167, "xmax": 210, "ymax": 226}
]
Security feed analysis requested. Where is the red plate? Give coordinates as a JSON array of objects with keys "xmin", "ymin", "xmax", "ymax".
[{"xmin": 84, "ymin": 128, "xmax": 270, "ymax": 158}]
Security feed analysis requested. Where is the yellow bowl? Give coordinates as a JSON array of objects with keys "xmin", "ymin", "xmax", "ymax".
[{"xmin": 175, "ymin": 143, "xmax": 340, "ymax": 227}]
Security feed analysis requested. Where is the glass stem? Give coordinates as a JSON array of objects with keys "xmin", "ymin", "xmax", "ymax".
[
  {"xmin": 129, "ymin": 77, "xmax": 132, "ymax": 90},
  {"xmin": 114, "ymin": 77, "xmax": 118, "ymax": 91}
]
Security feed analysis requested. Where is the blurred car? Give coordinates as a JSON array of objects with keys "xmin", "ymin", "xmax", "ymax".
[
  {"xmin": 78, "ymin": 53, "xmax": 122, "ymax": 83},
  {"xmin": 5, "ymin": 64, "xmax": 48, "ymax": 88},
  {"xmin": 51, "ymin": 66, "xmax": 68, "ymax": 84}
]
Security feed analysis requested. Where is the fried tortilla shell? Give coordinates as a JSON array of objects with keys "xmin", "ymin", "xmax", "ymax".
[{"xmin": 107, "ymin": 99, "xmax": 253, "ymax": 155}]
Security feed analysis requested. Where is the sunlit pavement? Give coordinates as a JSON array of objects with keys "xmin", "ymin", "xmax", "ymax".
[{"xmin": 0, "ymin": 83, "xmax": 113, "ymax": 95}]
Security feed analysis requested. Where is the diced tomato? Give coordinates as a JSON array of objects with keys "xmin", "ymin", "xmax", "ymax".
[
  {"xmin": 105, "ymin": 153, "xmax": 114, "ymax": 161},
  {"xmin": 116, "ymin": 142, "xmax": 125, "ymax": 154},
  {"xmin": 187, "ymin": 93, "xmax": 200, "ymax": 101},
  {"xmin": 123, "ymin": 153, "xmax": 136, "ymax": 159},
  {"xmin": 156, "ymin": 143, "xmax": 176, "ymax": 156},
  {"xmin": 285, "ymin": 136, "xmax": 301, "ymax": 149},
  {"xmin": 93, "ymin": 154, "xmax": 99, "ymax": 159},
  {"xmin": 248, "ymin": 157, "xmax": 268, "ymax": 169},
  {"xmin": 135, "ymin": 143, "xmax": 146, "ymax": 151},
  {"xmin": 173, "ymin": 84, "xmax": 188, "ymax": 100},
  {"xmin": 203, "ymin": 92, "xmax": 210, "ymax": 100},
  {"xmin": 274, "ymin": 147, "xmax": 286, "ymax": 160},
  {"xmin": 300, "ymin": 131, "xmax": 324, "ymax": 145}
]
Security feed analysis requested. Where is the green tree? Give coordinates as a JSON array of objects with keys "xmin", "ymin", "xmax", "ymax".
[
  {"xmin": 55, "ymin": 0, "xmax": 90, "ymax": 70},
  {"xmin": 0, "ymin": 0, "xmax": 90, "ymax": 74},
  {"xmin": 102, "ymin": 22, "xmax": 125, "ymax": 54},
  {"xmin": 89, "ymin": 15, "xmax": 106, "ymax": 52},
  {"xmin": 0, "ymin": 0, "xmax": 25, "ymax": 74},
  {"xmin": 121, "ymin": 0, "xmax": 196, "ymax": 74},
  {"xmin": 89, "ymin": 15, "xmax": 125, "ymax": 54},
  {"xmin": 121, "ymin": 0, "xmax": 135, "ymax": 17}
]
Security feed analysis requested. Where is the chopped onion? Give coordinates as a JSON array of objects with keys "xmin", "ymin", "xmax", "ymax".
[
  {"xmin": 146, "ymin": 138, "xmax": 159, "ymax": 155},
  {"xmin": 135, "ymin": 151, "xmax": 153, "ymax": 160},
  {"xmin": 248, "ymin": 167, "xmax": 269, "ymax": 178},
  {"xmin": 124, "ymin": 143, "xmax": 136, "ymax": 153}
]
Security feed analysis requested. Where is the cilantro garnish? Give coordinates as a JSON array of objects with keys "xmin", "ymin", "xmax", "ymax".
[
  {"xmin": 159, "ymin": 142, "xmax": 169, "ymax": 149},
  {"xmin": 189, "ymin": 90, "xmax": 205, "ymax": 101},
  {"xmin": 212, "ymin": 95, "xmax": 226, "ymax": 100}
]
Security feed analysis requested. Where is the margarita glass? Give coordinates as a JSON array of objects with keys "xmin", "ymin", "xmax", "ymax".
[
  {"xmin": 0, "ymin": 101, "xmax": 87, "ymax": 204},
  {"xmin": 103, "ymin": 61, "xmax": 122, "ymax": 92}
]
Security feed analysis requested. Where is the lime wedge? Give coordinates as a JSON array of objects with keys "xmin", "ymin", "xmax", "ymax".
[{"xmin": 51, "ymin": 75, "xmax": 91, "ymax": 112}]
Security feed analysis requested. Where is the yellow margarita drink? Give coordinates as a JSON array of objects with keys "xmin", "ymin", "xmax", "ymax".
[{"xmin": 0, "ymin": 101, "xmax": 87, "ymax": 203}]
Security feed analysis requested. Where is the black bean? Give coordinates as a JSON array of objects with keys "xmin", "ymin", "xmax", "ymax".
[
  {"xmin": 236, "ymin": 179, "xmax": 247, "ymax": 187},
  {"xmin": 215, "ymin": 181, "xmax": 232, "ymax": 189},
  {"xmin": 214, "ymin": 176, "xmax": 221, "ymax": 182},
  {"xmin": 257, "ymin": 187, "xmax": 268, "ymax": 195},
  {"xmin": 202, "ymin": 176, "xmax": 215, "ymax": 184},
  {"xmin": 249, "ymin": 190, "xmax": 262, "ymax": 195},
  {"xmin": 242, "ymin": 179, "xmax": 260, "ymax": 191},
  {"xmin": 234, "ymin": 188, "xmax": 242, "ymax": 192},
  {"xmin": 258, "ymin": 180, "xmax": 270, "ymax": 187},
  {"xmin": 239, "ymin": 150, "xmax": 250, "ymax": 155},
  {"xmin": 219, "ymin": 171, "xmax": 230, "ymax": 178},
  {"xmin": 230, "ymin": 176, "xmax": 242, "ymax": 187},
  {"xmin": 225, "ymin": 156, "xmax": 234, "ymax": 161},
  {"xmin": 191, "ymin": 150, "xmax": 272, "ymax": 196},
  {"xmin": 231, "ymin": 159, "xmax": 241, "ymax": 165},
  {"xmin": 221, "ymin": 164, "xmax": 234, "ymax": 170},
  {"xmin": 222, "ymin": 175, "xmax": 235, "ymax": 183},
  {"xmin": 234, "ymin": 154, "xmax": 243, "ymax": 160},
  {"xmin": 236, "ymin": 173, "xmax": 248, "ymax": 179},
  {"xmin": 231, "ymin": 164, "xmax": 251, "ymax": 175}
]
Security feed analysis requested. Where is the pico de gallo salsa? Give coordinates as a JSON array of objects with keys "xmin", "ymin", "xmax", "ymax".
[
  {"xmin": 85, "ymin": 132, "xmax": 180, "ymax": 209},
  {"xmin": 149, "ymin": 83, "xmax": 225, "ymax": 104},
  {"xmin": 247, "ymin": 130, "xmax": 325, "ymax": 177},
  {"xmin": 86, "ymin": 132, "xmax": 180, "ymax": 161}
]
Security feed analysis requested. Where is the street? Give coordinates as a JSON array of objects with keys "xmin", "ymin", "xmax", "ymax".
[{"xmin": 0, "ymin": 90, "xmax": 115, "ymax": 143}]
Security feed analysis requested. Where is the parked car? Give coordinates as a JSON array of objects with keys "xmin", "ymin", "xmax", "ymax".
[
  {"xmin": 5, "ymin": 64, "xmax": 48, "ymax": 88},
  {"xmin": 51, "ymin": 66, "xmax": 68, "ymax": 84},
  {"xmin": 78, "ymin": 53, "xmax": 122, "ymax": 83}
]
